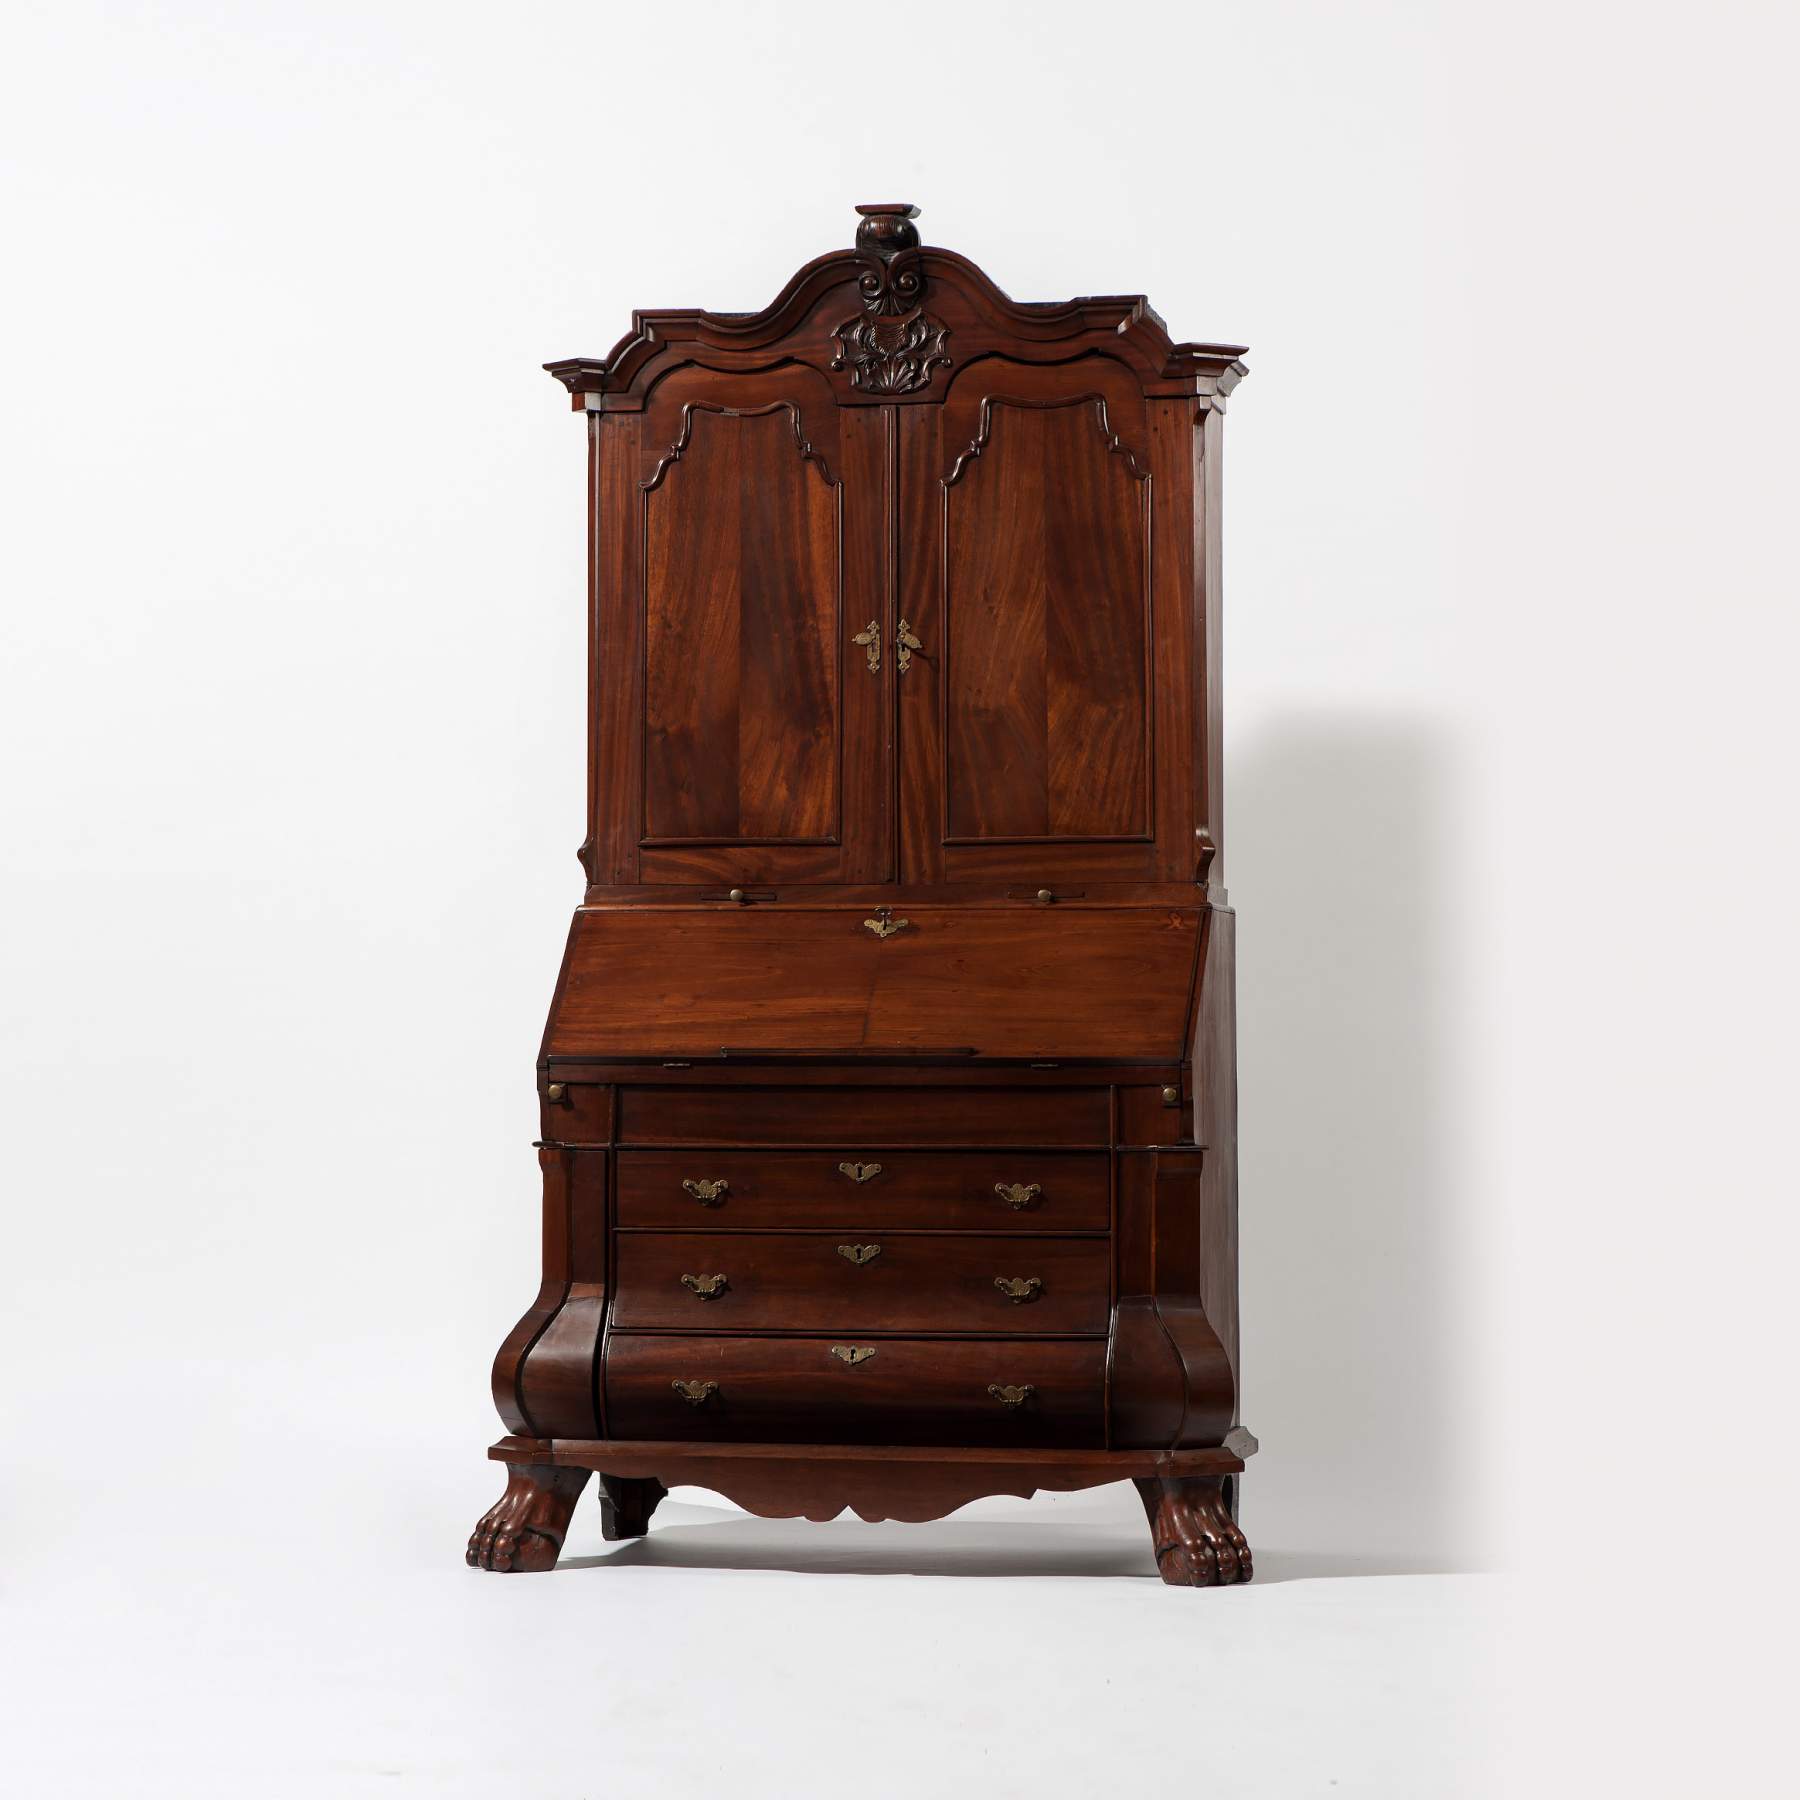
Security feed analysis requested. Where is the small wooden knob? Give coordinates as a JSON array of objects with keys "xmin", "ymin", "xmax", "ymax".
[{"xmin": 545, "ymin": 1082, "xmax": 567, "ymax": 1103}]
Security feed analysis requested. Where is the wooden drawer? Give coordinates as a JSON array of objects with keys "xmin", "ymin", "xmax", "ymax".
[
  {"xmin": 616, "ymin": 1150, "xmax": 1109, "ymax": 1231},
  {"xmin": 617, "ymin": 1085, "xmax": 1109, "ymax": 1147},
  {"xmin": 611, "ymin": 1232, "xmax": 1108, "ymax": 1334},
  {"xmin": 605, "ymin": 1334, "xmax": 1105, "ymax": 1446}
]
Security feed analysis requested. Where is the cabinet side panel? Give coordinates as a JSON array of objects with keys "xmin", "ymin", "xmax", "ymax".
[
  {"xmin": 1196, "ymin": 904, "xmax": 1241, "ymax": 1393},
  {"xmin": 593, "ymin": 414, "xmax": 643, "ymax": 883}
]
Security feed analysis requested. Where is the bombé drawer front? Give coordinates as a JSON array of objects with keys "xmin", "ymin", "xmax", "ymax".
[
  {"xmin": 616, "ymin": 1085, "xmax": 1109, "ymax": 1148},
  {"xmin": 616, "ymin": 1150, "xmax": 1109, "ymax": 1231},
  {"xmin": 610, "ymin": 1232, "xmax": 1109, "ymax": 1334},
  {"xmin": 605, "ymin": 1334, "xmax": 1105, "ymax": 1447}
]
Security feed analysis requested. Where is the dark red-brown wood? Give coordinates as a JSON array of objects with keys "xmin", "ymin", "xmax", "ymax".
[
  {"xmin": 474, "ymin": 202, "xmax": 1253, "ymax": 1583},
  {"xmin": 615, "ymin": 1148, "xmax": 1110, "ymax": 1231}
]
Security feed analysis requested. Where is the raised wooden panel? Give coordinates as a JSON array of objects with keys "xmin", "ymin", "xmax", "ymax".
[
  {"xmin": 942, "ymin": 400, "xmax": 1150, "ymax": 841},
  {"xmin": 614, "ymin": 366, "xmax": 887, "ymax": 886},
  {"xmin": 897, "ymin": 359, "xmax": 1192, "ymax": 885},
  {"xmin": 643, "ymin": 404, "xmax": 840, "ymax": 843}
]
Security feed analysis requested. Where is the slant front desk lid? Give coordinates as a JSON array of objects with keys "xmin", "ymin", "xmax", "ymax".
[{"xmin": 544, "ymin": 906, "xmax": 1203, "ymax": 1062}]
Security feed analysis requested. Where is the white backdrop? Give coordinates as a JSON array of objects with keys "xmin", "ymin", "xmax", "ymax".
[{"xmin": 3, "ymin": 3, "xmax": 1794, "ymax": 1795}]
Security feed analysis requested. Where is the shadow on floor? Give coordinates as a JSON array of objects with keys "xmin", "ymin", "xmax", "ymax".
[{"xmin": 558, "ymin": 1510, "xmax": 1471, "ymax": 1583}]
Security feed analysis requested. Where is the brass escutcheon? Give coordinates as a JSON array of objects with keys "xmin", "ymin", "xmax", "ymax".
[
  {"xmin": 679, "ymin": 1273, "xmax": 729, "ymax": 1299},
  {"xmin": 682, "ymin": 1178, "xmax": 729, "ymax": 1206},
  {"xmin": 670, "ymin": 1379, "xmax": 718, "ymax": 1405},
  {"xmin": 862, "ymin": 910, "xmax": 911, "ymax": 940},
  {"xmin": 994, "ymin": 1276, "xmax": 1043, "ymax": 1304},
  {"xmin": 895, "ymin": 618, "xmax": 923, "ymax": 674},
  {"xmin": 852, "ymin": 619, "xmax": 881, "ymax": 674},
  {"xmin": 837, "ymin": 1243, "xmax": 882, "ymax": 1266},
  {"xmin": 830, "ymin": 1345, "xmax": 878, "ymax": 1366},
  {"xmin": 837, "ymin": 1162, "xmax": 883, "ymax": 1183},
  {"xmin": 988, "ymin": 1383, "xmax": 1035, "ymax": 1408},
  {"xmin": 995, "ymin": 1182, "xmax": 1042, "ymax": 1210}
]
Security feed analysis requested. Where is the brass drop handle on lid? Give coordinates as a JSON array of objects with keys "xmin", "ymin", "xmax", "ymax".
[
  {"xmin": 679, "ymin": 1273, "xmax": 729, "ymax": 1300},
  {"xmin": 994, "ymin": 1276, "xmax": 1043, "ymax": 1304},
  {"xmin": 671, "ymin": 1380, "xmax": 718, "ymax": 1405},
  {"xmin": 995, "ymin": 1182, "xmax": 1042, "ymax": 1211},
  {"xmin": 682, "ymin": 1178, "xmax": 729, "ymax": 1206},
  {"xmin": 988, "ymin": 1384, "xmax": 1035, "ymax": 1408}
]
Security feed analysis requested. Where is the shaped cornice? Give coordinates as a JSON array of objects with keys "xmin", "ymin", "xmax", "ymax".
[{"xmin": 545, "ymin": 204, "xmax": 1248, "ymax": 408}]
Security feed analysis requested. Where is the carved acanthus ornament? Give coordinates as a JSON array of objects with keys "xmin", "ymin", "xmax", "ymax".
[{"xmin": 831, "ymin": 203, "xmax": 953, "ymax": 396}]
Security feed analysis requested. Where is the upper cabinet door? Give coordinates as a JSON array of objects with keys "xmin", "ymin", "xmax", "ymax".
[
  {"xmin": 591, "ymin": 367, "xmax": 890, "ymax": 886},
  {"xmin": 896, "ymin": 359, "xmax": 1195, "ymax": 886}
]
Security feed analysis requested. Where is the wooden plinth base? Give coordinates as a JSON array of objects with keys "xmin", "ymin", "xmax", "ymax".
[{"xmin": 470, "ymin": 1431, "xmax": 1258, "ymax": 1584}]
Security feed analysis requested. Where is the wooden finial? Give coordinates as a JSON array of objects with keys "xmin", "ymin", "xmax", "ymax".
[{"xmin": 854, "ymin": 203, "xmax": 920, "ymax": 260}]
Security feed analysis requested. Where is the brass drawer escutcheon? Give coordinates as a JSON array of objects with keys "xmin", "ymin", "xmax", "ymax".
[
  {"xmin": 836, "ymin": 1243, "xmax": 882, "ymax": 1265},
  {"xmin": 995, "ymin": 1182, "xmax": 1042, "ymax": 1210},
  {"xmin": 994, "ymin": 1276, "xmax": 1044, "ymax": 1304},
  {"xmin": 670, "ymin": 1379, "xmax": 718, "ymax": 1405},
  {"xmin": 837, "ymin": 1161, "xmax": 883, "ymax": 1183},
  {"xmin": 987, "ymin": 1383, "xmax": 1036, "ymax": 1408},
  {"xmin": 681, "ymin": 1178, "xmax": 729, "ymax": 1206},
  {"xmin": 830, "ymin": 1345, "xmax": 878, "ymax": 1366},
  {"xmin": 679, "ymin": 1273, "xmax": 729, "ymax": 1299},
  {"xmin": 862, "ymin": 910, "xmax": 911, "ymax": 940}
]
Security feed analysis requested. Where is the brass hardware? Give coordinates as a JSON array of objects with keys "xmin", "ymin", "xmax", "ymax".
[
  {"xmin": 679, "ymin": 1273, "xmax": 729, "ymax": 1299},
  {"xmin": 994, "ymin": 1276, "xmax": 1044, "ymax": 1304},
  {"xmin": 545, "ymin": 1083, "xmax": 567, "ymax": 1103},
  {"xmin": 836, "ymin": 1243, "xmax": 882, "ymax": 1265},
  {"xmin": 852, "ymin": 619, "xmax": 881, "ymax": 674},
  {"xmin": 727, "ymin": 887, "xmax": 747, "ymax": 904},
  {"xmin": 988, "ymin": 1383, "xmax": 1035, "ymax": 1408},
  {"xmin": 1161, "ymin": 1085, "xmax": 1181, "ymax": 1106},
  {"xmin": 995, "ymin": 1182, "xmax": 1042, "ymax": 1211},
  {"xmin": 863, "ymin": 909, "xmax": 911, "ymax": 939},
  {"xmin": 895, "ymin": 618, "xmax": 923, "ymax": 674},
  {"xmin": 830, "ymin": 1345, "xmax": 877, "ymax": 1366},
  {"xmin": 681, "ymin": 1178, "xmax": 729, "ymax": 1206},
  {"xmin": 837, "ymin": 1161, "xmax": 883, "ymax": 1183},
  {"xmin": 1036, "ymin": 889, "xmax": 1055, "ymax": 904},
  {"xmin": 670, "ymin": 1379, "xmax": 718, "ymax": 1405}
]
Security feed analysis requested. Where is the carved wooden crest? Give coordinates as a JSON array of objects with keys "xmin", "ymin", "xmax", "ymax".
[{"xmin": 830, "ymin": 203, "xmax": 952, "ymax": 395}]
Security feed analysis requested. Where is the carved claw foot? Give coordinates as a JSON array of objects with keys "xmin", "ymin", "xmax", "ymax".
[
  {"xmin": 1134, "ymin": 1475, "xmax": 1254, "ymax": 1587},
  {"xmin": 598, "ymin": 1474, "xmax": 668, "ymax": 1541},
  {"xmin": 467, "ymin": 1463, "xmax": 591, "ymax": 1572}
]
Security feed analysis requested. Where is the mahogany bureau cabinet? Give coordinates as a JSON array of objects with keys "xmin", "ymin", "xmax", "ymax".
[{"xmin": 466, "ymin": 203, "xmax": 1258, "ymax": 1586}]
